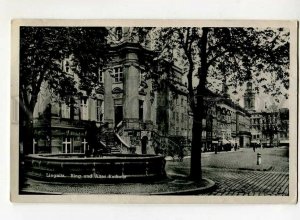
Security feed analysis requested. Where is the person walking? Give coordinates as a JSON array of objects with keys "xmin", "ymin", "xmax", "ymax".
[{"xmin": 85, "ymin": 121, "xmax": 100, "ymax": 157}]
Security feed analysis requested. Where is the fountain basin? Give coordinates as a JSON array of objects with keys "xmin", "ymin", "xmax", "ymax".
[{"xmin": 24, "ymin": 153, "xmax": 166, "ymax": 183}]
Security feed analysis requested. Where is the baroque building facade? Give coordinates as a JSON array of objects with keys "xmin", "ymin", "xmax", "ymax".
[{"xmin": 32, "ymin": 28, "xmax": 191, "ymax": 155}]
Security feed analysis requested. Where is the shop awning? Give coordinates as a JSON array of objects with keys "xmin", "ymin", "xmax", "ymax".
[
  {"xmin": 251, "ymin": 140, "xmax": 260, "ymax": 143},
  {"xmin": 280, "ymin": 140, "xmax": 289, "ymax": 144},
  {"xmin": 222, "ymin": 139, "xmax": 230, "ymax": 144}
]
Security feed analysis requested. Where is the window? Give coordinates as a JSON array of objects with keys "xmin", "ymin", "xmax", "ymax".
[
  {"xmin": 139, "ymin": 100, "xmax": 144, "ymax": 121},
  {"xmin": 98, "ymin": 69, "xmax": 104, "ymax": 83},
  {"xmin": 81, "ymin": 138, "xmax": 88, "ymax": 153},
  {"xmin": 62, "ymin": 137, "xmax": 72, "ymax": 153},
  {"xmin": 96, "ymin": 99, "xmax": 104, "ymax": 122},
  {"xmin": 113, "ymin": 66, "xmax": 123, "ymax": 83},
  {"xmin": 80, "ymin": 97, "xmax": 89, "ymax": 120},
  {"xmin": 61, "ymin": 103, "xmax": 70, "ymax": 119},
  {"xmin": 65, "ymin": 61, "xmax": 70, "ymax": 73}
]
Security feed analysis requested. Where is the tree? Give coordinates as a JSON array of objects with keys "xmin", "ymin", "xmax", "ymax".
[
  {"xmin": 19, "ymin": 27, "xmax": 109, "ymax": 155},
  {"xmin": 147, "ymin": 27, "xmax": 289, "ymax": 181}
]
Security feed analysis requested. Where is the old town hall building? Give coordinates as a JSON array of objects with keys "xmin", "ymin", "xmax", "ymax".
[{"xmin": 32, "ymin": 28, "xmax": 190, "ymax": 155}]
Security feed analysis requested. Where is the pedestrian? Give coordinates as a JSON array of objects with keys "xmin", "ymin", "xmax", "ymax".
[
  {"xmin": 85, "ymin": 121, "xmax": 101, "ymax": 157},
  {"xmin": 178, "ymin": 146, "xmax": 184, "ymax": 162},
  {"xmin": 253, "ymin": 144, "xmax": 255, "ymax": 152}
]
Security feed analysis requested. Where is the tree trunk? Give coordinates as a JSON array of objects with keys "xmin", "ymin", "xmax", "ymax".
[
  {"xmin": 189, "ymin": 27, "xmax": 209, "ymax": 182},
  {"xmin": 20, "ymin": 105, "xmax": 34, "ymax": 155},
  {"xmin": 23, "ymin": 118, "xmax": 34, "ymax": 155},
  {"xmin": 190, "ymin": 108, "xmax": 203, "ymax": 181},
  {"xmin": 19, "ymin": 106, "xmax": 34, "ymax": 191}
]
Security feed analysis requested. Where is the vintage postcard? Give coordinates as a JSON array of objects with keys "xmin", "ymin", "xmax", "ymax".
[{"xmin": 11, "ymin": 19, "xmax": 298, "ymax": 203}]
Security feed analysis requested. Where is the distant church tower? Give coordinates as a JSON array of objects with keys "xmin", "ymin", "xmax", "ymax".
[
  {"xmin": 244, "ymin": 81, "xmax": 255, "ymax": 111},
  {"xmin": 222, "ymin": 79, "xmax": 230, "ymax": 99}
]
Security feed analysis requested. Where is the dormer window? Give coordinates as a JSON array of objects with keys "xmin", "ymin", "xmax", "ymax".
[
  {"xmin": 116, "ymin": 27, "xmax": 123, "ymax": 41},
  {"xmin": 65, "ymin": 61, "xmax": 70, "ymax": 73},
  {"xmin": 62, "ymin": 59, "xmax": 73, "ymax": 76}
]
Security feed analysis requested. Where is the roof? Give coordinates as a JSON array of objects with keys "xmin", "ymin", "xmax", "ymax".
[{"xmin": 196, "ymin": 88, "xmax": 251, "ymax": 116}]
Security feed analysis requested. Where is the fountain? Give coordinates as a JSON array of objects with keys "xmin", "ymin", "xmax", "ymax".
[{"xmin": 24, "ymin": 153, "xmax": 166, "ymax": 182}]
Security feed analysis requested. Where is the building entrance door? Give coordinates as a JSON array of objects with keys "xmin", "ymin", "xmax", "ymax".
[
  {"xmin": 114, "ymin": 105, "xmax": 123, "ymax": 126},
  {"xmin": 239, "ymin": 136, "xmax": 244, "ymax": 148},
  {"xmin": 141, "ymin": 136, "xmax": 148, "ymax": 154}
]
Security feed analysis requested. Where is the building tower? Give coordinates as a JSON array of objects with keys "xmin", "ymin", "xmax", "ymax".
[
  {"xmin": 222, "ymin": 78, "xmax": 230, "ymax": 99},
  {"xmin": 244, "ymin": 81, "xmax": 255, "ymax": 112}
]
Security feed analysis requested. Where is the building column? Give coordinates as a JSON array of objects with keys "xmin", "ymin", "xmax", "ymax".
[
  {"xmin": 151, "ymin": 90, "xmax": 157, "ymax": 129},
  {"xmin": 104, "ymin": 70, "xmax": 114, "ymax": 128},
  {"xmin": 123, "ymin": 60, "xmax": 140, "ymax": 129},
  {"xmin": 144, "ymin": 86, "xmax": 152, "ymax": 122}
]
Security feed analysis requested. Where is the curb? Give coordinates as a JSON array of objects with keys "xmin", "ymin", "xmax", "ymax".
[
  {"xmin": 148, "ymin": 178, "xmax": 216, "ymax": 195},
  {"xmin": 21, "ymin": 190, "xmax": 63, "ymax": 195},
  {"xmin": 238, "ymin": 166, "xmax": 273, "ymax": 172}
]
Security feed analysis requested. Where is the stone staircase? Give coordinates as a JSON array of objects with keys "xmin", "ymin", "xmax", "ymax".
[
  {"xmin": 99, "ymin": 131, "xmax": 122, "ymax": 154},
  {"xmin": 98, "ymin": 121, "xmax": 184, "ymax": 156},
  {"xmin": 99, "ymin": 121, "xmax": 134, "ymax": 154}
]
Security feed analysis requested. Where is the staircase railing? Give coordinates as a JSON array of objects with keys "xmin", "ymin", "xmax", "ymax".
[
  {"xmin": 114, "ymin": 121, "xmax": 135, "ymax": 153},
  {"xmin": 151, "ymin": 130, "xmax": 183, "ymax": 159}
]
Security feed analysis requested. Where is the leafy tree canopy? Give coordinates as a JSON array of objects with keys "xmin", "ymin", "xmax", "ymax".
[
  {"xmin": 150, "ymin": 27, "xmax": 289, "ymax": 106},
  {"xmin": 20, "ymin": 26, "xmax": 110, "ymax": 113}
]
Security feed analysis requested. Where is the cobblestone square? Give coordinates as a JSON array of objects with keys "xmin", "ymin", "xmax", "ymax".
[{"xmin": 166, "ymin": 147, "xmax": 289, "ymax": 196}]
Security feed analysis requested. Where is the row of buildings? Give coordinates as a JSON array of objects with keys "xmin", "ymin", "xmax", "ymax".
[
  {"xmin": 28, "ymin": 27, "xmax": 289, "ymax": 155},
  {"xmin": 198, "ymin": 82, "xmax": 289, "ymax": 152}
]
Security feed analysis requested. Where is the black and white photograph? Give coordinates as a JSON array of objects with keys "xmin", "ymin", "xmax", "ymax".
[{"xmin": 10, "ymin": 20, "xmax": 297, "ymax": 203}]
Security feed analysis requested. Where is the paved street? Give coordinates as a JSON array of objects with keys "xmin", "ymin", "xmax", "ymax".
[
  {"xmin": 166, "ymin": 147, "xmax": 289, "ymax": 196},
  {"xmin": 202, "ymin": 168, "xmax": 288, "ymax": 196}
]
